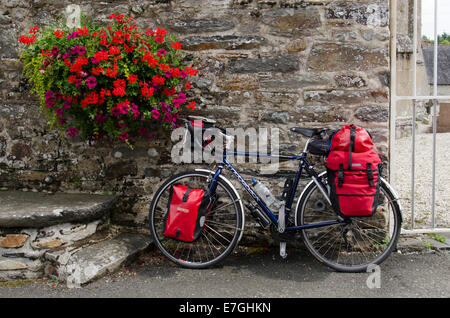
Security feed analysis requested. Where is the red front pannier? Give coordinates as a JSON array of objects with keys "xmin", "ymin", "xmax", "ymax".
[
  {"xmin": 326, "ymin": 125, "xmax": 382, "ymax": 217},
  {"xmin": 163, "ymin": 184, "xmax": 211, "ymax": 242}
]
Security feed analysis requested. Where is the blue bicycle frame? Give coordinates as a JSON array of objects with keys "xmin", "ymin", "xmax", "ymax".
[{"xmin": 208, "ymin": 149, "xmax": 345, "ymax": 232}]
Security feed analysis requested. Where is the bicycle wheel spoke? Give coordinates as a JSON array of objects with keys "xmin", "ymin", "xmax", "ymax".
[
  {"xmin": 149, "ymin": 171, "xmax": 242, "ymax": 268},
  {"xmin": 299, "ymin": 176, "xmax": 401, "ymax": 272},
  {"xmin": 204, "ymin": 224, "xmax": 232, "ymax": 244},
  {"xmin": 207, "ymin": 219, "xmax": 240, "ymax": 230},
  {"xmin": 210, "ymin": 199, "xmax": 241, "ymax": 213}
]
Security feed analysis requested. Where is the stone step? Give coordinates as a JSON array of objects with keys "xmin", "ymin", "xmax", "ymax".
[
  {"xmin": 0, "ymin": 190, "xmax": 118, "ymax": 281},
  {"xmin": 45, "ymin": 232, "xmax": 152, "ymax": 288},
  {"xmin": 0, "ymin": 190, "xmax": 117, "ymax": 228}
]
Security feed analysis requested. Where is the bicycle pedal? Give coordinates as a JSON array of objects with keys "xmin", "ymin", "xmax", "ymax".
[{"xmin": 280, "ymin": 242, "xmax": 287, "ymax": 259}]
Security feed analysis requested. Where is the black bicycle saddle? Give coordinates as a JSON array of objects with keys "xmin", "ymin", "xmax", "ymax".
[{"xmin": 290, "ymin": 127, "xmax": 322, "ymax": 137}]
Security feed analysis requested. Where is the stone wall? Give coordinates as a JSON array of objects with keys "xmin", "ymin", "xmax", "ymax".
[{"xmin": 0, "ymin": 0, "xmax": 391, "ymax": 237}]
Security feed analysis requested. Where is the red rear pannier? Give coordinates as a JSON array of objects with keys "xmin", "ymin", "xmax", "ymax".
[
  {"xmin": 326, "ymin": 125, "xmax": 382, "ymax": 217},
  {"xmin": 163, "ymin": 184, "xmax": 211, "ymax": 242}
]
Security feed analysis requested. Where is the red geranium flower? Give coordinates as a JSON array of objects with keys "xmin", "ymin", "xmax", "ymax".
[
  {"xmin": 127, "ymin": 74, "xmax": 138, "ymax": 84},
  {"xmin": 19, "ymin": 35, "xmax": 36, "ymax": 45},
  {"xmin": 187, "ymin": 101, "xmax": 196, "ymax": 110},
  {"xmin": 94, "ymin": 51, "xmax": 109, "ymax": 62},
  {"xmin": 105, "ymin": 66, "xmax": 118, "ymax": 78},
  {"xmin": 29, "ymin": 25, "xmax": 40, "ymax": 34},
  {"xmin": 19, "ymin": 12, "xmax": 198, "ymax": 147},
  {"xmin": 152, "ymin": 75, "xmax": 165, "ymax": 86},
  {"xmin": 170, "ymin": 42, "xmax": 182, "ymax": 50},
  {"xmin": 54, "ymin": 30, "xmax": 64, "ymax": 38},
  {"xmin": 92, "ymin": 66, "xmax": 104, "ymax": 75},
  {"xmin": 109, "ymin": 46, "xmax": 121, "ymax": 55}
]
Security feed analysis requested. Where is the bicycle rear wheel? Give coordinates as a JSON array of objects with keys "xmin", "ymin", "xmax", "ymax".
[
  {"xmin": 296, "ymin": 173, "xmax": 402, "ymax": 272},
  {"xmin": 149, "ymin": 171, "xmax": 244, "ymax": 269}
]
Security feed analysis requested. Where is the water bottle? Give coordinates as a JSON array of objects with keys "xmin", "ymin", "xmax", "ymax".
[{"xmin": 251, "ymin": 178, "xmax": 277, "ymax": 207}]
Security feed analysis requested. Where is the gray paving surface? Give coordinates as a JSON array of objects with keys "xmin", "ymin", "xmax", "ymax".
[{"xmin": 1, "ymin": 246, "xmax": 448, "ymax": 298}]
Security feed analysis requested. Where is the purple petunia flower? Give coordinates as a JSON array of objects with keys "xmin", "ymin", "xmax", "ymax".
[
  {"xmin": 160, "ymin": 101, "xmax": 171, "ymax": 113},
  {"xmin": 75, "ymin": 78, "xmax": 82, "ymax": 87},
  {"xmin": 76, "ymin": 45, "xmax": 86, "ymax": 55},
  {"xmin": 51, "ymin": 46, "xmax": 59, "ymax": 57},
  {"xmin": 151, "ymin": 108, "xmax": 159, "ymax": 119},
  {"xmin": 44, "ymin": 90, "xmax": 54, "ymax": 100},
  {"xmin": 45, "ymin": 99, "xmax": 55, "ymax": 108},
  {"xmin": 55, "ymin": 108, "xmax": 64, "ymax": 117},
  {"xmin": 63, "ymin": 99, "xmax": 72, "ymax": 109},
  {"xmin": 70, "ymin": 45, "xmax": 86, "ymax": 56},
  {"xmin": 138, "ymin": 127, "xmax": 147, "ymax": 135},
  {"xmin": 157, "ymin": 49, "xmax": 167, "ymax": 58},
  {"xmin": 67, "ymin": 127, "xmax": 79, "ymax": 137},
  {"xmin": 95, "ymin": 111, "xmax": 107, "ymax": 123},
  {"xmin": 86, "ymin": 76, "xmax": 97, "ymax": 88},
  {"xmin": 67, "ymin": 32, "xmax": 81, "ymax": 39}
]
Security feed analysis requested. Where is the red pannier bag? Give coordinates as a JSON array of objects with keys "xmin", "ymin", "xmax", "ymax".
[
  {"xmin": 163, "ymin": 184, "xmax": 211, "ymax": 242},
  {"xmin": 326, "ymin": 124, "xmax": 382, "ymax": 217}
]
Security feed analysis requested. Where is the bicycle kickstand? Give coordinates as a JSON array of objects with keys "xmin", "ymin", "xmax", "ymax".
[{"xmin": 278, "ymin": 202, "xmax": 287, "ymax": 259}]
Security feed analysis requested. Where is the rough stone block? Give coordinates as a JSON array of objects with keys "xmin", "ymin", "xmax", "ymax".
[
  {"xmin": 105, "ymin": 160, "xmax": 138, "ymax": 179},
  {"xmin": 326, "ymin": 1, "xmax": 389, "ymax": 27},
  {"xmin": 259, "ymin": 75, "xmax": 328, "ymax": 90},
  {"xmin": 286, "ymin": 39, "xmax": 307, "ymax": 52},
  {"xmin": 0, "ymin": 259, "xmax": 28, "ymax": 271},
  {"xmin": 46, "ymin": 232, "xmax": 152, "ymax": 288},
  {"xmin": 0, "ymin": 257, "xmax": 42, "ymax": 272},
  {"xmin": 216, "ymin": 75, "xmax": 259, "ymax": 91},
  {"xmin": 228, "ymin": 56, "xmax": 299, "ymax": 73},
  {"xmin": 335, "ymin": 74, "xmax": 367, "ymax": 88},
  {"xmin": 304, "ymin": 90, "xmax": 388, "ymax": 106},
  {"xmin": 170, "ymin": 18, "xmax": 235, "ymax": 33},
  {"xmin": 0, "ymin": 234, "xmax": 29, "ymax": 248},
  {"xmin": 297, "ymin": 105, "xmax": 349, "ymax": 122},
  {"xmin": 182, "ymin": 35, "xmax": 266, "ymax": 51},
  {"xmin": 0, "ymin": 28, "xmax": 18, "ymax": 58},
  {"xmin": 261, "ymin": 8, "xmax": 321, "ymax": 35},
  {"xmin": 307, "ymin": 43, "xmax": 388, "ymax": 72},
  {"xmin": 354, "ymin": 105, "xmax": 389, "ymax": 122},
  {"xmin": 32, "ymin": 237, "xmax": 65, "ymax": 250}
]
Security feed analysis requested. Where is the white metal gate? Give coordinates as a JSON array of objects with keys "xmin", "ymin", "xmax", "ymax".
[{"xmin": 390, "ymin": 0, "xmax": 450, "ymax": 234}]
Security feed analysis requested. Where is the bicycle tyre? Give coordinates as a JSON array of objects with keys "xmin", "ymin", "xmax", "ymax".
[
  {"xmin": 296, "ymin": 172, "xmax": 402, "ymax": 272},
  {"xmin": 149, "ymin": 170, "xmax": 244, "ymax": 269}
]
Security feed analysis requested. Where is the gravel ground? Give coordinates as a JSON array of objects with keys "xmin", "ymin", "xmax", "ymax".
[{"xmin": 393, "ymin": 132, "xmax": 450, "ymax": 229}]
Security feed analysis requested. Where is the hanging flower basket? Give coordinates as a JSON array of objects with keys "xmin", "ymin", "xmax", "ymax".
[{"xmin": 18, "ymin": 13, "xmax": 197, "ymax": 147}]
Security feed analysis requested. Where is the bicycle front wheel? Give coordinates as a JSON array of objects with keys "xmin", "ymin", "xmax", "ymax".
[
  {"xmin": 296, "ymin": 173, "xmax": 402, "ymax": 272},
  {"xmin": 149, "ymin": 170, "xmax": 244, "ymax": 269}
]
